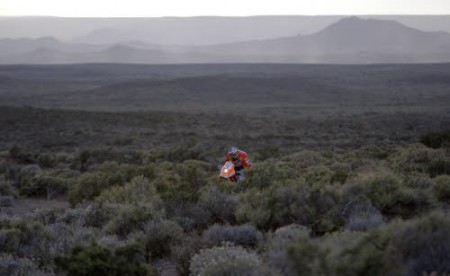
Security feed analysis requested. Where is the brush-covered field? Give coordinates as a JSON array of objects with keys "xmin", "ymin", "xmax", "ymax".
[{"xmin": 0, "ymin": 63, "xmax": 449, "ymax": 275}]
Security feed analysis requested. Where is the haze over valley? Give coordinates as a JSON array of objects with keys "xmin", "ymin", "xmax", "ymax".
[{"xmin": 1, "ymin": 15, "xmax": 450, "ymax": 63}]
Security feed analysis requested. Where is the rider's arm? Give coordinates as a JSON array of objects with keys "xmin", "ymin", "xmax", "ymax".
[
  {"xmin": 223, "ymin": 153, "xmax": 231, "ymax": 164},
  {"xmin": 241, "ymin": 152, "xmax": 252, "ymax": 169}
]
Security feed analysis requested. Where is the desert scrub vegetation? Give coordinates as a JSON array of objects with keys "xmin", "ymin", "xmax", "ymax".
[
  {"xmin": 54, "ymin": 242, "xmax": 156, "ymax": 276},
  {"xmin": 0, "ymin": 103, "xmax": 449, "ymax": 275},
  {"xmin": 189, "ymin": 244, "xmax": 277, "ymax": 276}
]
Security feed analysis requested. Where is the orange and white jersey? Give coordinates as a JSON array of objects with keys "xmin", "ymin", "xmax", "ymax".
[{"xmin": 224, "ymin": 150, "xmax": 252, "ymax": 169}]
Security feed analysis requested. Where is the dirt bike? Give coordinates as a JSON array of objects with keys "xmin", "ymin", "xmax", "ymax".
[{"xmin": 219, "ymin": 161, "xmax": 244, "ymax": 182}]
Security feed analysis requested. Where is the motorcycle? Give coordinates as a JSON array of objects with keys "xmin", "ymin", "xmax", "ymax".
[{"xmin": 219, "ymin": 161, "xmax": 238, "ymax": 182}]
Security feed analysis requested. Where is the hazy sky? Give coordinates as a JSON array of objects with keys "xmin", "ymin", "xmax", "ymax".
[{"xmin": 1, "ymin": 0, "xmax": 450, "ymax": 17}]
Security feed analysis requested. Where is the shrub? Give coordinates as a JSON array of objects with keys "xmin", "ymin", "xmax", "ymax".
[
  {"xmin": 198, "ymin": 186, "xmax": 237, "ymax": 224},
  {"xmin": 72, "ymin": 149, "xmax": 144, "ymax": 171},
  {"xmin": 9, "ymin": 144, "xmax": 35, "ymax": 164},
  {"xmin": 69, "ymin": 171, "xmax": 126, "ymax": 206},
  {"xmin": 344, "ymin": 202, "xmax": 385, "ymax": 231},
  {"xmin": 405, "ymin": 176, "xmax": 433, "ymax": 189},
  {"xmin": 235, "ymin": 188, "xmax": 275, "ymax": 229},
  {"xmin": 303, "ymin": 165, "xmax": 334, "ymax": 185},
  {"xmin": 290, "ymin": 184, "xmax": 344, "ymax": 235},
  {"xmin": 154, "ymin": 140, "xmax": 205, "ymax": 163},
  {"xmin": 432, "ymin": 175, "xmax": 450, "ymax": 202},
  {"xmin": 201, "ymin": 224, "xmax": 263, "ymax": 248},
  {"xmin": 421, "ymin": 129, "xmax": 450, "ymax": 149},
  {"xmin": 265, "ymin": 224, "xmax": 308, "ymax": 276},
  {"xmin": 388, "ymin": 211, "xmax": 450, "ymax": 275},
  {"xmin": 0, "ymin": 180, "xmax": 16, "ymax": 197},
  {"xmin": 38, "ymin": 153, "xmax": 57, "ymax": 168},
  {"xmin": 174, "ymin": 235, "xmax": 203, "ymax": 276},
  {"xmin": 363, "ymin": 173, "xmax": 435, "ymax": 218},
  {"xmin": 358, "ymin": 144, "xmax": 390, "ymax": 159},
  {"xmin": 96, "ymin": 161, "xmax": 145, "ymax": 182},
  {"xmin": 330, "ymin": 163, "xmax": 352, "ymax": 184},
  {"xmin": 283, "ymin": 150, "xmax": 326, "ymax": 170},
  {"xmin": 104, "ymin": 203, "xmax": 164, "ymax": 238},
  {"xmin": 46, "ymin": 222, "xmax": 98, "ymax": 257},
  {"xmin": 238, "ymin": 182, "xmax": 344, "ymax": 234},
  {"xmin": 19, "ymin": 173, "xmax": 67, "ymax": 199},
  {"xmin": 166, "ymin": 202, "xmax": 212, "ymax": 232},
  {"xmin": 391, "ymin": 144, "xmax": 449, "ymax": 177},
  {"xmin": 54, "ymin": 243, "xmax": 155, "ymax": 276},
  {"xmin": 190, "ymin": 244, "xmax": 274, "ymax": 276},
  {"xmin": 245, "ymin": 161, "xmax": 294, "ymax": 189},
  {"xmin": 336, "ymin": 211, "xmax": 450, "ymax": 275},
  {"xmin": 335, "ymin": 225, "xmax": 394, "ymax": 275},
  {"xmin": 152, "ymin": 161, "xmax": 205, "ymax": 204},
  {"xmin": 0, "ymin": 254, "xmax": 45, "ymax": 276},
  {"xmin": 287, "ymin": 234, "xmax": 331, "ymax": 276},
  {"xmin": 96, "ymin": 176, "xmax": 162, "ymax": 206},
  {"xmin": 140, "ymin": 219, "xmax": 184, "ymax": 259},
  {"xmin": 0, "ymin": 218, "xmax": 54, "ymax": 264},
  {"xmin": 16, "ymin": 164, "xmax": 41, "ymax": 188},
  {"xmin": 83, "ymin": 202, "xmax": 116, "ymax": 228}
]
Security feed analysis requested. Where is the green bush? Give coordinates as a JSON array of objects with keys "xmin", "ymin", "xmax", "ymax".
[
  {"xmin": 245, "ymin": 161, "xmax": 293, "ymax": 189},
  {"xmin": 290, "ymin": 184, "xmax": 344, "ymax": 235},
  {"xmin": 105, "ymin": 203, "xmax": 164, "ymax": 238},
  {"xmin": 421, "ymin": 129, "xmax": 450, "ymax": 149},
  {"xmin": 287, "ymin": 235, "xmax": 331, "ymax": 276},
  {"xmin": 166, "ymin": 202, "xmax": 212, "ymax": 232},
  {"xmin": 237, "ymin": 182, "xmax": 344, "ymax": 233},
  {"xmin": 201, "ymin": 224, "xmax": 263, "ymax": 248},
  {"xmin": 235, "ymin": 188, "xmax": 275, "ymax": 229},
  {"xmin": 96, "ymin": 176, "xmax": 162, "ymax": 206},
  {"xmin": 38, "ymin": 153, "xmax": 57, "ymax": 168},
  {"xmin": 265, "ymin": 224, "xmax": 309, "ymax": 275},
  {"xmin": 330, "ymin": 163, "xmax": 352, "ymax": 184},
  {"xmin": 358, "ymin": 144, "xmax": 390, "ymax": 159},
  {"xmin": 432, "ymin": 175, "xmax": 450, "ymax": 202},
  {"xmin": 391, "ymin": 144, "xmax": 449, "ymax": 177},
  {"xmin": 0, "ymin": 180, "xmax": 17, "ymax": 197},
  {"xmin": 303, "ymin": 165, "xmax": 334, "ymax": 185},
  {"xmin": 198, "ymin": 186, "xmax": 237, "ymax": 224},
  {"xmin": 152, "ymin": 140, "xmax": 205, "ymax": 163},
  {"xmin": 363, "ymin": 173, "xmax": 435, "ymax": 218},
  {"xmin": 19, "ymin": 173, "xmax": 67, "ymax": 199},
  {"xmin": 283, "ymin": 150, "xmax": 326, "ymax": 170},
  {"xmin": 54, "ymin": 243, "xmax": 155, "ymax": 276},
  {"xmin": 0, "ymin": 219, "xmax": 54, "ymax": 264},
  {"xmin": 72, "ymin": 149, "xmax": 144, "ymax": 171},
  {"xmin": 344, "ymin": 202, "xmax": 384, "ymax": 231},
  {"xmin": 335, "ymin": 227, "xmax": 393, "ymax": 275},
  {"xmin": 8, "ymin": 144, "xmax": 35, "ymax": 164},
  {"xmin": 140, "ymin": 219, "xmax": 184, "ymax": 259},
  {"xmin": 151, "ymin": 161, "xmax": 207, "ymax": 204},
  {"xmin": 83, "ymin": 202, "xmax": 116, "ymax": 228},
  {"xmin": 0, "ymin": 254, "xmax": 45, "ymax": 276},
  {"xmin": 69, "ymin": 170, "xmax": 127, "ymax": 206},
  {"xmin": 336, "ymin": 211, "xmax": 450, "ymax": 275},
  {"xmin": 387, "ymin": 211, "xmax": 450, "ymax": 275},
  {"xmin": 190, "ymin": 244, "xmax": 274, "ymax": 276}
]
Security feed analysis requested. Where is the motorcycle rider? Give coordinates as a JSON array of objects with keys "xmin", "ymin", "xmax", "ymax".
[{"xmin": 223, "ymin": 146, "xmax": 252, "ymax": 181}]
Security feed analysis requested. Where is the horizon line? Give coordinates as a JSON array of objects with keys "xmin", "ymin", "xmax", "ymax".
[{"xmin": 2, "ymin": 14, "xmax": 450, "ymax": 19}]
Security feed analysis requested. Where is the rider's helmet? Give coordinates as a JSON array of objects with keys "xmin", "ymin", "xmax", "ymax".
[{"xmin": 228, "ymin": 146, "xmax": 239, "ymax": 159}]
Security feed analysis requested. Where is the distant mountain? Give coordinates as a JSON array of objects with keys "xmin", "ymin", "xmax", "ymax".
[
  {"xmin": 2, "ymin": 15, "xmax": 450, "ymax": 46},
  {"xmin": 203, "ymin": 17, "xmax": 450, "ymax": 63},
  {"xmin": 1, "ymin": 17, "xmax": 450, "ymax": 64},
  {"xmin": 0, "ymin": 16, "xmax": 343, "ymax": 45},
  {"xmin": 0, "ymin": 37, "xmax": 104, "ymax": 56}
]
